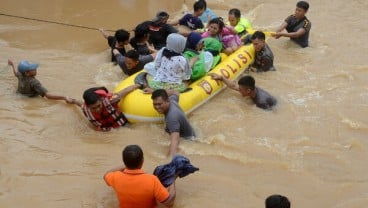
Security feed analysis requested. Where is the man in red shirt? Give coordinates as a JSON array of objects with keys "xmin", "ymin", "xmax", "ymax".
[{"xmin": 104, "ymin": 145, "xmax": 176, "ymax": 208}]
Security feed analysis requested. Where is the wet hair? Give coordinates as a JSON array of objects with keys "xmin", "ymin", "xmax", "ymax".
[
  {"xmin": 133, "ymin": 21, "xmax": 151, "ymax": 42},
  {"xmin": 125, "ymin": 49, "xmax": 139, "ymax": 61},
  {"xmin": 238, "ymin": 75, "xmax": 255, "ymax": 90},
  {"xmin": 194, "ymin": 0, "xmax": 206, "ymax": 12},
  {"xmin": 83, "ymin": 87, "xmax": 108, "ymax": 106},
  {"xmin": 251, "ymin": 31, "xmax": 266, "ymax": 41},
  {"xmin": 228, "ymin": 8, "xmax": 241, "ymax": 18},
  {"xmin": 265, "ymin": 195, "xmax": 290, "ymax": 208},
  {"xmin": 114, "ymin": 29, "xmax": 130, "ymax": 43},
  {"xmin": 198, "ymin": 0, "xmax": 207, "ymax": 9},
  {"xmin": 297, "ymin": 1, "xmax": 309, "ymax": 11},
  {"xmin": 122, "ymin": 145, "xmax": 144, "ymax": 169},
  {"xmin": 151, "ymin": 89, "xmax": 169, "ymax": 101},
  {"xmin": 208, "ymin": 17, "xmax": 225, "ymax": 32}
]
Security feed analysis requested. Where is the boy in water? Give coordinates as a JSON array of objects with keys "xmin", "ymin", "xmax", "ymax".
[
  {"xmin": 99, "ymin": 28, "xmax": 131, "ymax": 62},
  {"xmin": 8, "ymin": 59, "xmax": 72, "ymax": 103},
  {"xmin": 69, "ymin": 84, "xmax": 141, "ymax": 131}
]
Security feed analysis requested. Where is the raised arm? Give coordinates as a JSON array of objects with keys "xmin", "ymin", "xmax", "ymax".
[
  {"xmin": 99, "ymin": 28, "xmax": 110, "ymax": 39},
  {"xmin": 8, "ymin": 59, "xmax": 17, "ymax": 77}
]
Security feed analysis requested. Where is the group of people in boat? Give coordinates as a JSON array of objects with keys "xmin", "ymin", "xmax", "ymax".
[{"xmin": 7, "ymin": 0, "xmax": 311, "ymax": 207}]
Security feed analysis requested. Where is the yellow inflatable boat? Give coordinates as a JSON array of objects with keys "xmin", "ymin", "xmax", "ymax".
[{"xmin": 113, "ymin": 43, "xmax": 255, "ymax": 123}]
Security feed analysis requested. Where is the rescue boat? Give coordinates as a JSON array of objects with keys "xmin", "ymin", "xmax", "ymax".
[{"xmin": 114, "ymin": 43, "xmax": 256, "ymax": 123}]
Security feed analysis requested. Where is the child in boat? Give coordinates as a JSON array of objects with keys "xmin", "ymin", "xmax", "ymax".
[
  {"xmin": 99, "ymin": 28, "xmax": 130, "ymax": 62},
  {"xmin": 169, "ymin": 0, "xmax": 205, "ymax": 31},
  {"xmin": 130, "ymin": 21, "xmax": 157, "ymax": 55},
  {"xmin": 227, "ymin": 8, "xmax": 253, "ymax": 38},
  {"xmin": 202, "ymin": 37, "xmax": 223, "ymax": 68},
  {"xmin": 183, "ymin": 32, "xmax": 213, "ymax": 80},
  {"xmin": 198, "ymin": 0, "xmax": 217, "ymax": 25},
  {"xmin": 8, "ymin": 59, "xmax": 73, "ymax": 103},
  {"xmin": 201, "ymin": 17, "xmax": 242, "ymax": 55}
]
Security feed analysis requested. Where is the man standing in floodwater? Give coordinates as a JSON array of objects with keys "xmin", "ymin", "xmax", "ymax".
[{"xmin": 273, "ymin": 1, "xmax": 311, "ymax": 47}]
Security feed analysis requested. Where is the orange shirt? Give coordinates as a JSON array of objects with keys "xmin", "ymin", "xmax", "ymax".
[{"xmin": 105, "ymin": 169, "xmax": 170, "ymax": 208}]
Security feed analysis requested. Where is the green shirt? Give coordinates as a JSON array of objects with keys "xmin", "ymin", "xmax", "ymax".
[{"xmin": 233, "ymin": 17, "xmax": 253, "ymax": 36}]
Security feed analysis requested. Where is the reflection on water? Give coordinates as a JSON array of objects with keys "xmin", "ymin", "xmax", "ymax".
[{"xmin": 1, "ymin": 0, "xmax": 368, "ymax": 207}]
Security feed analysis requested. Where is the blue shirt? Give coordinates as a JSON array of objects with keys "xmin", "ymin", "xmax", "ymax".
[
  {"xmin": 179, "ymin": 13, "xmax": 204, "ymax": 30},
  {"xmin": 199, "ymin": 8, "xmax": 217, "ymax": 23}
]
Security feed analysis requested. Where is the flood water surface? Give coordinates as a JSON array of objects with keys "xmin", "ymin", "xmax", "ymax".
[{"xmin": 0, "ymin": 0, "xmax": 368, "ymax": 207}]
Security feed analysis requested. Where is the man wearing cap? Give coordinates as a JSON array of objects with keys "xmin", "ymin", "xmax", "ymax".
[
  {"xmin": 148, "ymin": 11, "xmax": 179, "ymax": 50},
  {"xmin": 8, "ymin": 59, "xmax": 73, "ymax": 102}
]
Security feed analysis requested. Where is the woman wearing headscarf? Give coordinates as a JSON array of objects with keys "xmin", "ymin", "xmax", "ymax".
[
  {"xmin": 184, "ymin": 32, "xmax": 213, "ymax": 80},
  {"xmin": 147, "ymin": 33, "xmax": 195, "ymax": 92}
]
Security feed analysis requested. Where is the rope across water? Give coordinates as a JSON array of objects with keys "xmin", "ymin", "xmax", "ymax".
[{"xmin": 0, "ymin": 12, "xmax": 115, "ymax": 32}]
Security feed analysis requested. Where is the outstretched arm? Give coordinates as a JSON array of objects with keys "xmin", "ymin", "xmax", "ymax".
[
  {"xmin": 68, "ymin": 98, "xmax": 83, "ymax": 107},
  {"xmin": 209, "ymin": 73, "xmax": 239, "ymax": 91},
  {"xmin": 8, "ymin": 59, "xmax": 17, "ymax": 77},
  {"xmin": 99, "ymin": 28, "xmax": 110, "ymax": 39},
  {"xmin": 276, "ymin": 21, "xmax": 288, "ymax": 33},
  {"xmin": 275, "ymin": 27, "xmax": 306, "ymax": 39},
  {"xmin": 44, "ymin": 92, "xmax": 73, "ymax": 103},
  {"xmin": 116, "ymin": 84, "xmax": 141, "ymax": 99}
]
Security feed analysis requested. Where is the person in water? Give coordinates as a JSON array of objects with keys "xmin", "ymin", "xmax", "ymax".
[
  {"xmin": 8, "ymin": 59, "xmax": 73, "ymax": 103},
  {"xmin": 209, "ymin": 74, "xmax": 277, "ymax": 110},
  {"xmin": 69, "ymin": 84, "xmax": 141, "ymax": 131},
  {"xmin": 113, "ymin": 49, "xmax": 155, "ymax": 76},
  {"xmin": 104, "ymin": 144, "xmax": 176, "ymax": 207},
  {"xmin": 265, "ymin": 195, "xmax": 291, "ymax": 208},
  {"xmin": 151, "ymin": 89, "xmax": 196, "ymax": 157},
  {"xmin": 249, "ymin": 31, "xmax": 276, "ymax": 72},
  {"xmin": 130, "ymin": 21, "xmax": 157, "ymax": 55},
  {"xmin": 273, "ymin": 1, "xmax": 311, "ymax": 47},
  {"xmin": 148, "ymin": 11, "xmax": 179, "ymax": 50},
  {"xmin": 99, "ymin": 28, "xmax": 131, "ymax": 62}
]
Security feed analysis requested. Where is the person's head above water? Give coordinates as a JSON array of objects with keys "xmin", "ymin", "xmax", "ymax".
[{"xmin": 265, "ymin": 195, "xmax": 291, "ymax": 208}]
